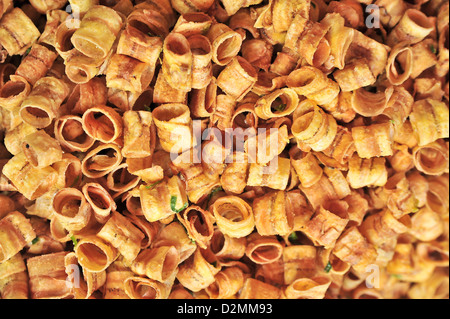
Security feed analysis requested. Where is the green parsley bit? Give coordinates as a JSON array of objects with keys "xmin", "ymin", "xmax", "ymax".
[
  {"xmin": 391, "ymin": 274, "xmax": 402, "ymax": 279},
  {"xmin": 324, "ymin": 262, "xmax": 332, "ymax": 273},
  {"xmin": 429, "ymin": 44, "xmax": 437, "ymax": 54},
  {"xmin": 70, "ymin": 175, "xmax": 80, "ymax": 187},
  {"xmin": 70, "ymin": 235, "xmax": 78, "ymax": 247},
  {"xmin": 273, "ymin": 103, "xmax": 287, "ymax": 112},
  {"xmin": 170, "ymin": 195, "xmax": 188, "ymax": 213},
  {"xmin": 31, "ymin": 237, "xmax": 39, "ymax": 245},
  {"xmin": 210, "ymin": 186, "xmax": 223, "ymax": 198},
  {"xmin": 146, "ymin": 180, "xmax": 162, "ymax": 189},
  {"xmin": 288, "ymin": 232, "xmax": 299, "ymax": 244}
]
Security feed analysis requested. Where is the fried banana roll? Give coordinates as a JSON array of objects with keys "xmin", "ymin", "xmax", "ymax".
[
  {"xmin": 82, "ymin": 105, "xmax": 123, "ymax": 144},
  {"xmin": 217, "ymin": 56, "xmax": 258, "ymax": 101},
  {"xmin": 409, "ymin": 99, "xmax": 449, "ymax": 147},
  {"xmin": 207, "ymin": 23, "xmax": 243, "ymax": 66},
  {"xmin": 152, "ymin": 221, "xmax": 196, "ymax": 263},
  {"xmin": 65, "ymin": 52, "xmax": 103, "ymax": 84},
  {"xmin": 210, "ymin": 229, "xmax": 246, "ymax": 261},
  {"xmin": 387, "ymin": 9, "xmax": 434, "ymax": 46},
  {"xmin": 347, "ymin": 155, "xmax": 388, "ymax": 189},
  {"xmin": 97, "ymin": 211, "xmax": 145, "ymax": 262},
  {"xmin": 116, "ymin": 25, "xmax": 163, "ymax": 65},
  {"xmin": 15, "ymin": 43, "xmax": 58, "ymax": 86},
  {"xmin": 27, "ymin": 251, "xmax": 72, "ymax": 299},
  {"xmin": 152, "ymin": 103, "xmax": 196, "ymax": 154},
  {"xmin": 54, "ymin": 115, "xmax": 96, "ymax": 152},
  {"xmin": 124, "ymin": 276, "xmax": 171, "ymax": 299},
  {"xmin": 247, "ymin": 156, "xmax": 291, "ymax": 190},
  {"xmin": 21, "ymin": 130, "xmax": 63, "ymax": 168},
  {"xmin": 351, "ymin": 86, "xmax": 394, "ymax": 117},
  {"xmin": 52, "ymin": 187, "xmax": 92, "ymax": 232},
  {"xmin": 131, "ymin": 246, "xmax": 179, "ymax": 283},
  {"xmin": 245, "ymin": 233, "xmax": 283, "ymax": 264},
  {"xmin": 171, "ymin": 0, "xmax": 215, "ymax": 15},
  {"xmin": 205, "ymin": 266, "xmax": 246, "ymax": 299},
  {"xmin": 81, "ymin": 143, "xmax": 123, "ymax": 178},
  {"xmin": 161, "ymin": 32, "xmax": 193, "ymax": 92},
  {"xmin": 103, "ymin": 260, "xmax": 133, "ymax": 299},
  {"xmin": 188, "ymin": 34, "xmax": 213, "ymax": 89},
  {"xmin": 303, "ymin": 206, "xmax": 349, "ymax": 249},
  {"xmin": 0, "ymin": 8, "xmax": 40, "ymax": 56},
  {"xmin": 284, "ymin": 276, "xmax": 332, "ymax": 299},
  {"xmin": 0, "ymin": 75, "xmax": 31, "ymax": 113},
  {"xmin": 291, "ymin": 101, "xmax": 337, "ymax": 152},
  {"xmin": 220, "ymin": 151, "xmax": 249, "ymax": 195},
  {"xmin": 333, "ymin": 58, "xmax": 376, "ymax": 92},
  {"xmin": 74, "ymin": 236, "xmax": 119, "ymax": 273},
  {"xmin": 126, "ymin": 0, "xmax": 176, "ymax": 38},
  {"xmin": 333, "ymin": 226, "xmax": 378, "ymax": 275},
  {"xmin": 0, "ymin": 253, "xmax": 28, "ymax": 299},
  {"xmin": 0, "ymin": 0, "xmax": 12, "ymax": 20},
  {"xmin": 19, "ymin": 76, "xmax": 69, "ymax": 129},
  {"xmin": 121, "ymin": 110, "xmax": 154, "ymax": 158},
  {"xmin": 177, "ymin": 205, "xmax": 215, "ymax": 249},
  {"xmin": 412, "ymin": 140, "xmax": 449, "ymax": 176},
  {"xmin": 253, "ymin": 190, "xmax": 294, "ymax": 236},
  {"xmin": 351, "ymin": 122, "xmax": 394, "ymax": 158},
  {"xmin": 71, "ymin": 5, "xmax": 123, "ymax": 60},
  {"xmin": 0, "ymin": 211, "xmax": 36, "ymax": 263},
  {"xmin": 106, "ymin": 54, "xmax": 155, "ymax": 93},
  {"xmin": 2, "ymin": 152, "xmax": 58, "ymax": 200},
  {"xmin": 287, "ymin": 66, "xmax": 339, "ymax": 108},
  {"xmin": 139, "ymin": 175, "xmax": 188, "ymax": 223},
  {"xmin": 68, "ymin": 0, "xmax": 99, "ymax": 17},
  {"xmin": 211, "ymin": 195, "xmax": 254, "ymax": 238},
  {"xmin": 176, "ymin": 247, "xmax": 221, "ymax": 292},
  {"xmin": 81, "ymin": 182, "xmax": 116, "ymax": 223},
  {"xmin": 386, "ymin": 43, "xmax": 413, "ymax": 86},
  {"xmin": 254, "ymin": 88, "xmax": 299, "ymax": 120},
  {"xmin": 239, "ymin": 278, "xmax": 282, "ymax": 299},
  {"xmin": 64, "ymin": 252, "xmax": 106, "ymax": 299},
  {"xmin": 172, "ymin": 12, "xmax": 212, "ymax": 37}
]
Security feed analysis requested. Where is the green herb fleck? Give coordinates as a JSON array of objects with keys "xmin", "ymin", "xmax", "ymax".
[
  {"xmin": 311, "ymin": 2, "xmax": 316, "ymax": 9},
  {"xmin": 288, "ymin": 232, "xmax": 299, "ymax": 244},
  {"xmin": 170, "ymin": 195, "xmax": 188, "ymax": 213},
  {"xmin": 206, "ymin": 186, "xmax": 223, "ymax": 207},
  {"xmin": 70, "ymin": 175, "xmax": 80, "ymax": 187},
  {"xmin": 411, "ymin": 198, "xmax": 420, "ymax": 213},
  {"xmin": 324, "ymin": 262, "xmax": 332, "ymax": 273},
  {"xmin": 210, "ymin": 186, "xmax": 223, "ymax": 198},
  {"xmin": 146, "ymin": 180, "xmax": 162, "ymax": 189},
  {"xmin": 24, "ymin": 47, "xmax": 31, "ymax": 56},
  {"xmin": 429, "ymin": 44, "xmax": 437, "ymax": 54},
  {"xmin": 70, "ymin": 235, "xmax": 78, "ymax": 247},
  {"xmin": 389, "ymin": 119, "xmax": 395, "ymax": 125},
  {"xmin": 273, "ymin": 103, "xmax": 287, "ymax": 112},
  {"xmin": 31, "ymin": 237, "xmax": 39, "ymax": 245},
  {"xmin": 391, "ymin": 274, "xmax": 403, "ymax": 279}
]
